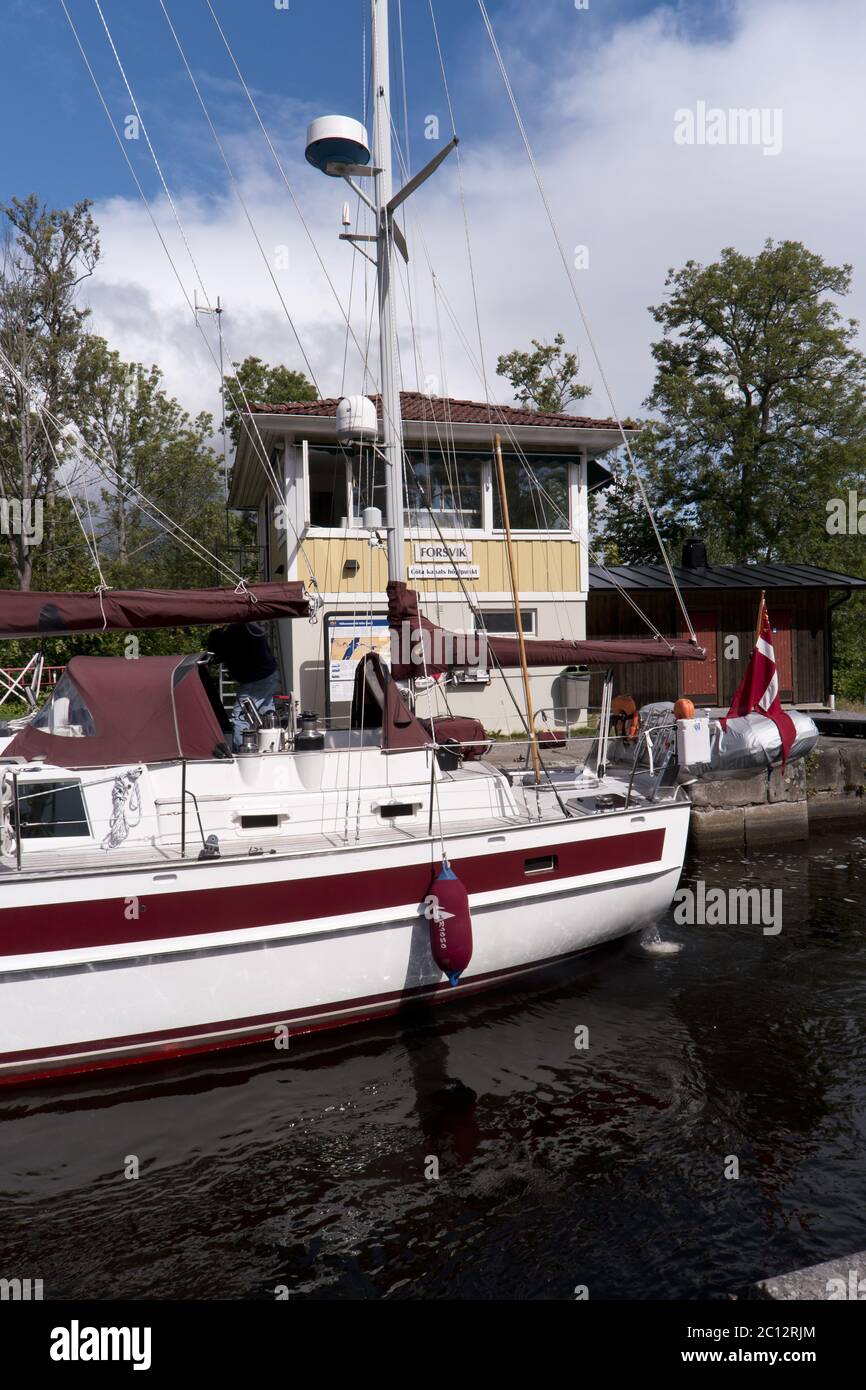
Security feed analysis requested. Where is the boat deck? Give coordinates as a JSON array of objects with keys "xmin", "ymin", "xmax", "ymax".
[
  {"xmin": 0, "ymin": 764, "xmax": 676, "ymax": 883},
  {"xmin": 0, "ymin": 811, "xmax": 528, "ymax": 881}
]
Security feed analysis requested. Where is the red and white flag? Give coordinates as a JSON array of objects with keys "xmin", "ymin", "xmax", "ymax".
[{"xmin": 725, "ymin": 597, "xmax": 797, "ymax": 763}]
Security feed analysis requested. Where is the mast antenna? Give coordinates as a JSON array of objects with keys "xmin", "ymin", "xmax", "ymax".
[{"xmin": 304, "ymin": 0, "xmax": 459, "ymax": 583}]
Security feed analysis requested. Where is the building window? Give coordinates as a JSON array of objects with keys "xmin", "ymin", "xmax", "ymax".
[
  {"xmin": 16, "ymin": 781, "xmax": 91, "ymax": 839},
  {"xmin": 476, "ymin": 609, "xmax": 536, "ymax": 636},
  {"xmin": 351, "ymin": 449, "xmax": 387, "ymax": 523},
  {"xmin": 309, "ymin": 452, "xmax": 348, "ymax": 528},
  {"xmin": 493, "ymin": 459, "xmax": 569, "ymax": 531},
  {"xmin": 406, "ymin": 455, "xmax": 483, "ymax": 530}
]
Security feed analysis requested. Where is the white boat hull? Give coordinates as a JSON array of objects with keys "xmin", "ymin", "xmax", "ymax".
[{"xmin": 0, "ymin": 801, "xmax": 689, "ymax": 1084}]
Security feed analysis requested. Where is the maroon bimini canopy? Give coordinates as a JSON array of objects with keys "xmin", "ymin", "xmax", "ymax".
[
  {"xmin": 0, "ymin": 583, "xmax": 308, "ymax": 638},
  {"xmin": 5, "ymin": 654, "xmax": 230, "ymax": 768},
  {"xmin": 387, "ymin": 582, "xmax": 705, "ymax": 676}
]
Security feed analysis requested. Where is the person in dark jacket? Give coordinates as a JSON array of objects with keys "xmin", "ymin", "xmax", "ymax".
[{"xmin": 207, "ymin": 622, "xmax": 280, "ymax": 751}]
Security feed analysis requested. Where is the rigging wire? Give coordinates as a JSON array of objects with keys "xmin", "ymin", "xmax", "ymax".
[
  {"xmin": 59, "ymin": 0, "xmax": 282, "ymax": 506},
  {"xmin": 0, "ymin": 343, "xmax": 246, "ymax": 583},
  {"xmin": 474, "ymin": 0, "xmax": 696, "ymax": 643},
  {"xmin": 158, "ymin": 0, "xmax": 324, "ymax": 396},
  {"xmin": 89, "ymin": 0, "xmax": 294, "ymax": 507},
  {"xmin": 57, "ymin": 0, "xmax": 322, "ymax": 593},
  {"xmin": 202, "ymin": 0, "xmax": 371, "ymax": 374},
  {"xmin": 409, "ymin": 265, "xmax": 674, "ymax": 647},
  {"xmin": 424, "ymin": 1, "xmax": 670, "ymax": 649}
]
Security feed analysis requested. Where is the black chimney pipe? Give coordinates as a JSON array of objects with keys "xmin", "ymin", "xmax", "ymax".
[{"xmin": 682, "ymin": 537, "xmax": 708, "ymax": 569}]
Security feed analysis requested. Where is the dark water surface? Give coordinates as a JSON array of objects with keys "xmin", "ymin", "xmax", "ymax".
[{"xmin": 2, "ymin": 832, "xmax": 865, "ymax": 1301}]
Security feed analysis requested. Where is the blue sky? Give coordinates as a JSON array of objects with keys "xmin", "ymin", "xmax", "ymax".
[
  {"xmin": 3, "ymin": 1, "xmax": 732, "ymax": 210},
  {"xmin": 1, "ymin": 1, "xmax": 863, "ymax": 425}
]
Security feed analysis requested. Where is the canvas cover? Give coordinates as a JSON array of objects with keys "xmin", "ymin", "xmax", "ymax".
[
  {"xmin": 350, "ymin": 654, "xmax": 432, "ymax": 751},
  {"xmin": 5, "ymin": 654, "xmax": 231, "ymax": 768},
  {"xmin": 387, "ymin": 582, "xmax": 705, "ymax": 676},
  {"xmin": 681, "ymin": 710, "xmax": 818, "ymax": 780},
  {"xmin": 0, "ymin": 583, "xmax": 308, "ymax": 638}
]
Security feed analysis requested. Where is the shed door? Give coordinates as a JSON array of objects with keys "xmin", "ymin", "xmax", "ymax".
[
  {"xmin": 768, "ymin": 608, "xmax": 793, "ymax": 697},
  {"xmin": 681, "ymin": 610, "xmax": 717, "ymax": 699}
]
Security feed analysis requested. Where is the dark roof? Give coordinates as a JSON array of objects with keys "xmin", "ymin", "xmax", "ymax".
[
  {"xmin": 247, "ymin": 391, "xmax": 632, "ymax": 432},
  {"xmin": 589, "ymin": 562, "xmax": 866, "ymax": 592}
]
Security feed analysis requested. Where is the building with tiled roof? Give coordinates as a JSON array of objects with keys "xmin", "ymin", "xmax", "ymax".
[{"xmin": 228, "ymin": 391, "xmax": 629, "ymax": 728}]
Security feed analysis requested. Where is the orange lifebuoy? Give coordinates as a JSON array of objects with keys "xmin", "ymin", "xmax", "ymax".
[
  {"xmin": 673, "ymin": 697, "xmax": 695, "ymax": 720},
  {"xmin": 611, "ymin": 694, "xmax": 639, "ymax": 741}
]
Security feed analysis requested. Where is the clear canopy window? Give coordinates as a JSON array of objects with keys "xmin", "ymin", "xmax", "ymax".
[{"xmin": 32, "ymin": 673, "xmax": 96, "ymax": 738}]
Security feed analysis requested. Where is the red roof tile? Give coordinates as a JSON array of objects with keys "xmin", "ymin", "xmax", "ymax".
[{"xmin": 246, "ymin": 390, "xmax": 627, "ymax": 431}]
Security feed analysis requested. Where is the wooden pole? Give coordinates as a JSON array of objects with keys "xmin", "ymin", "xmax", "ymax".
[
  {"xmin": 755, "ymin": 589, "xmax": 766, "ymax": 642},
  {"xmin": 493, "ymin": 433, "xmax": 541, "ymax": 784}
]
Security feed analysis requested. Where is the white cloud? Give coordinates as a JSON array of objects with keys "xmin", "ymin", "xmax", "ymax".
[{"xmin": 81, "ymin": 0, "xmax": 866, "ymax": 431}]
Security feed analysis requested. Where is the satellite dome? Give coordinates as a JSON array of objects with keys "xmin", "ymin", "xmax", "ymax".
[
  {"xmin": 305, "ymin": 116, "xmax": 371, "ymax": 175},
  {"xmin": 336, "ymin": 395, "xmax": 379, "ymax": 444}
]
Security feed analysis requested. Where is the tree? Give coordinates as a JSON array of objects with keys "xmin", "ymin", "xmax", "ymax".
[
  {"xmin": 75, "ymin": 336, "xmax": 226, "ymax": 589},
  {"xmin": 641, "ymin": 240, "xmax": 866, "ymax": 563},
  {"xmin": 495, "ymin": 332, "xmax": 591, "ymax": 414},
  {"xmin": 0, "ymin": 195, "xmax": 100, "ymax": 588},
  {"xmin": 591, "ymin": 443, "xmax": 671, "ymax": 566},
  {"xmin": 223, "ymin": 356, "xmax": 316, "ymax": 449}
]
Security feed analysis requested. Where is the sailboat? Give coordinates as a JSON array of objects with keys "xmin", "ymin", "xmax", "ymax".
[{"xmin": 0, "ymin": 1, "xmax": 811, "ymax": 1086}]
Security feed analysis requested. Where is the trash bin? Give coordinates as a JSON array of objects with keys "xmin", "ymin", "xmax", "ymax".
[{"xmin": 558, "ymin": 665, "xmax": 590, "ymax": 724}]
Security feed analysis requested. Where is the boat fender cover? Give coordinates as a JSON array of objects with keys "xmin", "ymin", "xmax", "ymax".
[{"xmin": 427, "ymin": 862, "xmax": 473, "ymax": 985}]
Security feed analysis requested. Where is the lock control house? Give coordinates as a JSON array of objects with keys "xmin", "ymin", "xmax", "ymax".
[{"xmin": 228, "ymin": 392, "xmax": 626, "ymax": 730}]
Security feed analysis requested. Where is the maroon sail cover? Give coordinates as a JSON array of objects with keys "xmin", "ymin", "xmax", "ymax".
[
  {"xmin": 387, "ymin": 582, "xmax": 705, "ymax": 676},
  {"xmin": 351, "ymin": 653, "xmax": 432, "ymax": 751},
  {"xmin": 0, "ymin": 583, "xmax": 308, "ymax": 638},
  {"xmin": 5, "ymin": 654, "xmax": 231, "ymax": 768}
]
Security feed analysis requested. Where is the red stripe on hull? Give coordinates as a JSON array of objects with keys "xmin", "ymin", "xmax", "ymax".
[{"xmin": 0, "ymin": 828, "xmax": 665, "ymax": 958}]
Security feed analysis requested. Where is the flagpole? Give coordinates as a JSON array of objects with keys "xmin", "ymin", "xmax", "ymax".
[{"xmin": 755, "ymin": 590, "xmax": 766, "ymax": 641}]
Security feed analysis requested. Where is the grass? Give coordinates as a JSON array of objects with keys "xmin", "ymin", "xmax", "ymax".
[{"xmin": 0, "ymin": 698, "xmax": 32, "ymax": 722}]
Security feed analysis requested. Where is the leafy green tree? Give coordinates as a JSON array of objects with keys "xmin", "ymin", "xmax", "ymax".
[
  {"xmin": 75, "ymin": 336, "xmax": 227, "ymax": 589},
  {"xmin": 223, "ymin": 356, "xmax": 316, "ymax": 449},
  {"xmin": 495, "ymin": 332, "xmax": 591, "ymax": 414},
  {"xmin": 641, "ymin": 240, "xmax": 866, "ymax": 563},
  {"xmin": 591, "ymin": 441, "xmax": 673, "ymax": 566},
  {"xmin": 0, "ymin": 195, "xmax": 100, "ymax": 588}
]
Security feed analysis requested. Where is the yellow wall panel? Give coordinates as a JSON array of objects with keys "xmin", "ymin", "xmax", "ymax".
[{"xmin": 302, "ymin": 535, "xmax": 582, "ymax": 596}]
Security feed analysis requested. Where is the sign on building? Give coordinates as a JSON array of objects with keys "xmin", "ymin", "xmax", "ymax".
[
  {"xmin": 412, "ymin": 541, "xmax": 473, "ymax": 562},
  {"xmin": 409, "ymin": 540, "xmax": 479, "ymax": 579},
  {"xmin": 408, "ymin": 564, "xmax": 481, "ymax": 579},
  {"xmin": 327, "ymin": 614, "xmax": 390, "ymax": 702}
]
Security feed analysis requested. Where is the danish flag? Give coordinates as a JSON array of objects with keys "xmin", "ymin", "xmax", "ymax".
[{"xmin": 725, "ymin": 596, "xmax": 797, "ymax": 763}]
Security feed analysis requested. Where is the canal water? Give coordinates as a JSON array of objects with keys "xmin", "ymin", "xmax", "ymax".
[{"xmin": 2, "ymin": 831, "xmax": 865, "ymax": 1301}]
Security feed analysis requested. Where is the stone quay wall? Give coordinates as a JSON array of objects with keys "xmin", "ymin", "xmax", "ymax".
[{"xmin": 687, "ymin": 737, "xmax": 866, "ymax": 851}]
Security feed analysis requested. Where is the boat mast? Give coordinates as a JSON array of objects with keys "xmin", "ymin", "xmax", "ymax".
[
  {"xmin": 371, "ymin": 0, "xmax": 405, "ymax": 582},
  {"xmin": 307, "ymin": 3, "xmax": 457, "ymax": 582}
]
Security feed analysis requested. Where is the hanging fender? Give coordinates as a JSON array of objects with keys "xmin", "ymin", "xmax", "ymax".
[{"xmin": 424, "ymin": 862, "xmax": 473, "ymax": 985}]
